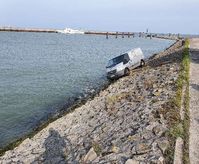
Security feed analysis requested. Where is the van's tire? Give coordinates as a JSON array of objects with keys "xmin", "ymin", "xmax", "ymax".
[
  {"xmin": 124, "ymin": 68, "xmax": 130, "ymax": 76},
  {"xmin": 140, "ymin": 59, "xmax": 145, "ymax": 67}
]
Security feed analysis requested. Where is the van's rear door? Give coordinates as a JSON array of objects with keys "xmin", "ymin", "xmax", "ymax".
[{"xmin": 129, "ymin": 48, "xmax": 143, "ymax": 67}]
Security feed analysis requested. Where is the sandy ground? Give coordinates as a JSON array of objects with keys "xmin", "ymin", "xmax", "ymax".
[{"xmin": 189, "ymin": 38, "xmax": 199, "ymax": 164}]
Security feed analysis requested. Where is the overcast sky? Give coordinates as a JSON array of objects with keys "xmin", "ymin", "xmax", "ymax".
[{"xmin": 0, "ymin": 0, "xmax": 198, "ymax": 34}]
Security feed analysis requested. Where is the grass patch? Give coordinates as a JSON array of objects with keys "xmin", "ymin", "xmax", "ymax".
[
  {"xmin": 170, "ymin": 123, "xmax": 184, "ymax": 138},
  {"xmin": 92, "ymin": 141, "xmax": 102, "ymax": 156},
  {"xmin": 182, "ymin": 39, "xmax": 190, "ymax": 164},
  {"xmin": 183, "ymin": 86, "xmax": 190, "ymax": 164},
  {"xmin": 105, "ymin": 92, "xmax": 130, "ymax": 109},
  {"xmin": 163, "ymin": 100, "xmax": 181, "ymax": 163},
  {"xmin": 164, "ymin": 39, "xmax": 190, "ymax": 163}
]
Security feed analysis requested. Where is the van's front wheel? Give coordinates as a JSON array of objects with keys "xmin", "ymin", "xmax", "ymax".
[
  {"xmin": 140, "ymin": 59, "xmax": 145, "ymax": 67},
  {"xmin": 124, "ymin": 68, "xmax": 130, "ymax": 76}
]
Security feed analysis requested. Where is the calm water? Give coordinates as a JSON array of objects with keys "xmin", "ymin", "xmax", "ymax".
[{"xmin": 0, "ymin": 32, "xmax": 174, "ymax": 148}]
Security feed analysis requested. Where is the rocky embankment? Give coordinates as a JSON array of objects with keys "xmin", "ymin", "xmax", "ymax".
[{"xmin": 0, "ymin": 41, "xmax": 184, "ymax": 164}]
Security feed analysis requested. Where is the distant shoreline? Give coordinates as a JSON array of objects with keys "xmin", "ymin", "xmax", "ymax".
[
  {"xmin": 0, "ymin": 27, "xmax": 57, "ymax": 33},
  {"xmin": 0, "ymin": 27, "xmax": 181, "ymax": 40}
]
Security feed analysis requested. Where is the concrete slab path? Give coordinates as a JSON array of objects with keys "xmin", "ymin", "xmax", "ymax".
[{"xmin": 189, "ymin": 38, "xmax": 199, "ymax": 164}]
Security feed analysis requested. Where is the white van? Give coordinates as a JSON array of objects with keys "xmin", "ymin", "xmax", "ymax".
[{"xmin": 106, "ymin": 48, "xmax": 145, "ymax": 79}]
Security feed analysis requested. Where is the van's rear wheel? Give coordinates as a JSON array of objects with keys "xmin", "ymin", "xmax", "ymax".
[
  {"xmin": 124, "ymin": 68, "xmax": 130, "ymax": 76},
  {"xmin": 140, "ymin": 59, "xmax": 145, "ymax": 67}
]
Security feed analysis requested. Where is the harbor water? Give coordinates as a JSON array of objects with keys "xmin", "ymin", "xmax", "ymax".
[{"xmin": 0, "ymin": 32, "xmax": 175, "ymax": 148}]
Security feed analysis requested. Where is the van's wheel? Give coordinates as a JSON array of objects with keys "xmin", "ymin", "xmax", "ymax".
[
  {"xmin": 124, "ymin": 68, "xmax": 130, "ymax": 76},
  {"xmin": 140, "ymin": 59, "xmax": 145, "ymax": 67}
]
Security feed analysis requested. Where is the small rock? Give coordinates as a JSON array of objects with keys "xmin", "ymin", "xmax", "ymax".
[
  {"xmin": 157, "ymin": 139, "xmax": 170, "ymax": 154},
  {"xmin": 153, "ymin": 84, "xmax": 157, "ymax": 88},
  {"xmin": 150, "ymin": 156, "xmax": 164, "ymax": 164},
  {"xmin": 158, "ymin": 156, "xmax": 164, "ymax": 164},
  {"xmin": 135, "ymin": 143, "xmax": 151, "ymax": 154},
  {"xmin": 152, "ymin": 125, "xmax": 166, "ymax": 136},
  {"xmin": 83, "ymin": 148, "xmax": 97, "ymax": 162},
  {"xmin": 153, "ymin": 90, "xmax": 161, "ymax": 96},
  {"xmin": 128, "ymin": 134, "xmax": 140, "ymax": 142},
  {"xmin": 125, "ymin": 159, "xmax": 139, "ymax": 164},
  {"xmin": 11, "ymin": 158, "xmax": 19, "ymax": 163},
  {"xmin": 112, "ymin": 145, "xmax": 120, "ymax": 153},
  {"xmin": 142, "ymin": 130, "xmax": 153, "ymax": 140},
  {"xmin": 146, "ymin": 122, "xmax": 159, "ymax": 131}
]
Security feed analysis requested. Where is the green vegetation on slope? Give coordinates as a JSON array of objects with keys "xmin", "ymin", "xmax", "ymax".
[
  {"xmin": 182, "ymin": 39, "xmax": 190, "ymax": 164},
  {"xmin": 165, "ymin": 39, "xmax": 190, "ymax": 163}
]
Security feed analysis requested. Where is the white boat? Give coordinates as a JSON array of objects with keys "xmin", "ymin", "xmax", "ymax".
[{"xmin": 57, "ymin": 28, "xmax": 84, "ymax": 34}]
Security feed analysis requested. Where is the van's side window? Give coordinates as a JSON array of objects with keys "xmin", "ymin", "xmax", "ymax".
[{"xmin": 123, "ymin": 54, "xmax": 130, "ymax": 64}]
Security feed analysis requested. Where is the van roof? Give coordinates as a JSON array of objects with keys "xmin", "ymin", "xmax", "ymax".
[{"xmin": 125, "ymin": 47, "xmax": 141, "ymax": 54}]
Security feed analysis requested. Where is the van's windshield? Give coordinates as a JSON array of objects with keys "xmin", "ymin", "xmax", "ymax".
[{"xmin": 107, "ymin": 54, "xmax": 125, "ymax": 68}]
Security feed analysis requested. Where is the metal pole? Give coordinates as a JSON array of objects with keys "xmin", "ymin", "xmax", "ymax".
[{"xmin": 106, "ymin": 32, "xmax": 108, "ymax": 39}]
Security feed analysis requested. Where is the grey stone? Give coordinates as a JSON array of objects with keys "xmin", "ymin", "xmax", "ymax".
[
  {"xmin": 83, "ymin": 148, "xmax": 98, "ymax": 162},
  {"xmin": 125, "ymin": 159, "xmax": 139, "ymax": 164},
  {"xmin": 135, "ymin": 142, "xmax": 151, "ymax": 154},
  {"xmin": 157, "ymin": 139, "xmax": 170, "ymax": 154},
  {"xmin": 152, "ymin": 125, "xmax": 166, "ymax": 136}
]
